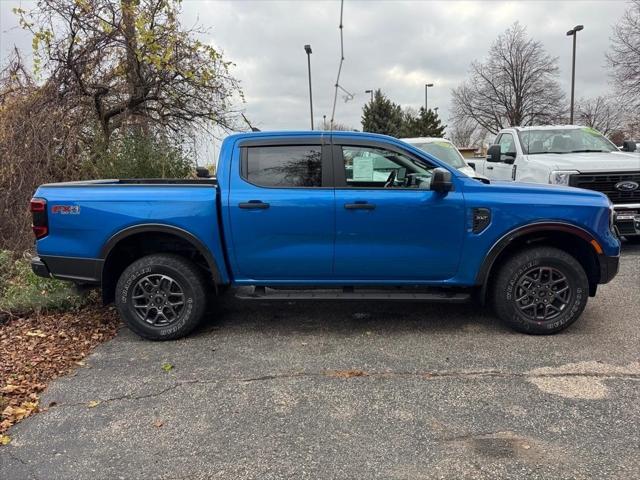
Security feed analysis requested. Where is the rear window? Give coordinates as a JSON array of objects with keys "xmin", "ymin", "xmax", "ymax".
[{"xmin": 245, "ymin": 146, "xmax": 322, "ymax": 187}]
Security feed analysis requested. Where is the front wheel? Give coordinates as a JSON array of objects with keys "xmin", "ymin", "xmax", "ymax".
[
  {"xmin": 115, "ymin": 254, "xmax": 208, "ymax": 340},
  {"xmin": 492, "ymin": 247, "xmax": 589, "ymax": 334}
]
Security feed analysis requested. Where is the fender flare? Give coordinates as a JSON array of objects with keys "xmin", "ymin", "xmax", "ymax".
[
  {"xmin": 476, "ymin": 221, "xmax": 601, "ymax": 289},
  {"xmin": 100, "ymin": 223, "xmax": 223, "ymax": 285}
]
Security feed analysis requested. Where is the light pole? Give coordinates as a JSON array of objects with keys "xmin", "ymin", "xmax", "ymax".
[
  {"xmin": 424, "ymin": 83, "xmax": 434, "ymax": 111},
  {"xmin": 304, "ymin": 44, "xmax": 314, "ymax": 130},
  {"xmin": 365, "ymin": 89, "xmax": 373, "ymax": 103},
  {"xmin": 566, "ymin": 25, "xmax": 584, "ymax": 124}
]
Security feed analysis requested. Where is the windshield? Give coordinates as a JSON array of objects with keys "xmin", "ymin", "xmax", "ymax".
[
  {"xmin": 518, "ymin": 128, "xmax": 618, "ymax": 154},
  {"xmin": 412, "ymin": 141, "xmax": 467, "ymax": 168}
]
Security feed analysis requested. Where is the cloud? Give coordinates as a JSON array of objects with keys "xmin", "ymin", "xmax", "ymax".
[{"xmin": 1, "ymin": 0, "xmax": 630, "ymax": 133}]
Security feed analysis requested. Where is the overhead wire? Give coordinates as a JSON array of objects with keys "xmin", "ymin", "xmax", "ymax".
[{"xmin": 330, "ymin": 0, "xmax": 351, "ymax": 128}]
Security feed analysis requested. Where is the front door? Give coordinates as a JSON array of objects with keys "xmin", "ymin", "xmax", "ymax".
[
  {"xmin": 332, "ymin": 141, "xmax": 465, "ymax": 281},
  {"xmin": 228, "ymin": 140, "xmax": 335, "ymax": 281},
  {"xmin": 488, "ymin": 133, "xmax": 517, "ymax": 181}
]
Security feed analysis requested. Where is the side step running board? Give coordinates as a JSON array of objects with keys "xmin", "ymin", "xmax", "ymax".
[{"xmin": 235, "ymin": 286, "xmax": 471, "ymax": 303}]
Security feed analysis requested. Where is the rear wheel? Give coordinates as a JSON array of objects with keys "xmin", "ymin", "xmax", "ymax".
[
  {"xmin": 115, "ymin": 254, "xmax": 208, "ymax": 340},
  {"xmin": 492, "ymin": 247, "xmax": 588, "ymax": 334}
]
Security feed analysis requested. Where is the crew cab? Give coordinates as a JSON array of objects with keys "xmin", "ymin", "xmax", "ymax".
[
  {"xmin": 30, "ymin": 131, "xmax": 620, "ymax": 340},
  {"xmin": 472, "ymin": 126, "xmax": 640, "ymax": 241}
]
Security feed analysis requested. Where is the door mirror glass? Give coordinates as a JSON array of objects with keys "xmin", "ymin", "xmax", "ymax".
[
  {"xmin": 622, "ymin": 140, "xmax": 637, "ymax": 152},
  {"xmin": 431, "ymin": 167, "xmax": 453, "ymax": 193},
  {"xmin": 487, "ymin": 144, "xmax": 501, "ymax": 162}
]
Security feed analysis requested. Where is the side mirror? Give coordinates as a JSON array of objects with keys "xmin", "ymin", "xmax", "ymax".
[
  {"xmin": 431, "ymin": 167, "xmax": 453, "ymax": 194},
  {"xmin": 196, "ymin": 166, "xmax": 211, "ymax": 178},
  {"xmin": 487, "ymin": 145, "xmax": 501, "ymax": 162},
  {"xmin": 503, "ymin": 153, "xmax": 516, "ymax": 164},
  {"xmin": 622, "ymin": 140, "xmax": 637, "ymax": 152}
]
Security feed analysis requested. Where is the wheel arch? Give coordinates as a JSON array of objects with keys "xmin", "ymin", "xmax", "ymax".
[
  {"xmin": 477, "ymin": 222, "xmax": 603, "ymax": 303},
  {"xmin": 100, "ymin": 224, "xmax": 223, "ymax": 303}
]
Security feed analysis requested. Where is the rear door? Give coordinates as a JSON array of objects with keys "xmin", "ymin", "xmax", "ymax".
[
  {"xmin": 332, "ymin": 140, "xmax": 465, "ymax": 281},
  {"xmin": 227, "ymin": 138, "xmax": 335, "ymax": 281}
]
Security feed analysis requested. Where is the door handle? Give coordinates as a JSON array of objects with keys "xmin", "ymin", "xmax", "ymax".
[
  {"xmin": 239, "ymin": 200, "xmax": 270, "ymax": 209},
  {"xmin": 486, "ymin": 166, "xmax": 494, "ymax": 170},
  {"xmin": 344, "ymin": 201, "xmax": 376, "ymax": 210}
]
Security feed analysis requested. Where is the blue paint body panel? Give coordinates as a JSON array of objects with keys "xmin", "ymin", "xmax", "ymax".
[{"xmin": 34, "ymin": 130, "xmax": 620, "ymax": 288}]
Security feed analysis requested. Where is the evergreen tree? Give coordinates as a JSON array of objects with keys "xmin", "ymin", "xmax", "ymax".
[
  {"xmin": 400, "ymin": 107, "xmax": 447, "ymax": 138},
  {"xmin": 361, "ymin": 89, "xmax": 404, "ymax": 136}
]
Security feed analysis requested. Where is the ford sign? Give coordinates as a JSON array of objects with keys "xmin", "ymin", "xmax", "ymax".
[{"xmin": 615, "ymin": 181, "xmax": 639, "ymax": 192}]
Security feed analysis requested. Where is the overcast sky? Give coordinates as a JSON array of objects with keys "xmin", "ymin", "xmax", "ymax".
[{"xmin": 0, "ymin": 0, "xmax": 631, "ymax": 133}]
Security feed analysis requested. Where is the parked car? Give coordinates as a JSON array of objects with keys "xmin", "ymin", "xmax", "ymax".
[
  {"xmin": 473, "ymin": 126, "xmax": 640, "ymax": 242},
  {"xmin": 401, "ymin": 137, "xmax": 477, "ymax": 177},
  {"xmin": 31, "ymin": 131, "xmax": 619, "ymax": 340}
]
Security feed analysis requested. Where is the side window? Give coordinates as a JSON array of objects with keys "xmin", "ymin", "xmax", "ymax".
[
  {"xmin": 342, "ymin": 145, "xmax": 434, "ymax": 189},
  {"xmin": 498, "ymin": 134, "xmax": 516, "ymax": 154},
  {"xmin": 245, "ymin": 145, "xmax": 322, "ymax": 187}
]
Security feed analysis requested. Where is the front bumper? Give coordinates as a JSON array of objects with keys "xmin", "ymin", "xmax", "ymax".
[
  {"xmin": 599, "ymin": 255, "xmax": 620, "ymax": 284},
  {"xmin": 614, "ymin": 205, "xmax": 640, "ymax": 237}
]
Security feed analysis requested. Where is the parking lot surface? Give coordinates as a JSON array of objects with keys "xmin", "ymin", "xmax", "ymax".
[{"xmin": 1, "ymin": 244, "xmax": 639, "ymax": 480}]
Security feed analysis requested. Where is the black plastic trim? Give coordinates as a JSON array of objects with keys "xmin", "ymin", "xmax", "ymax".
[
  {"xmin": 36, "ymin": 255, "xmax": 103, "ymax": 284},
  {"xmin": 100, "ymin": 224, "xmax": 223, "ymax": 284},
  {"xmin": 599, "ymin": 255, "xmax": 620, "ymax": 284},
  {"xmin": 30, "ymin": 256, "xmax": 51, "ymax": 279},
  {"xmin": 476, "ymin": 221, "xmax": 603, "ymax": 286}
]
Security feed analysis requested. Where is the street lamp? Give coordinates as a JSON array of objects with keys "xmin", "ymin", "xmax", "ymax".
[
  {"xmin": 566, "ymin": 25, "xmax": 584, "ymax": 124},
  {"xmin": 304, "ymin": 44, "xmax": 314, "ymax": 130},
  {"xmin": 365, "ymin": 89, "xmax": 374, "ymax": 103},
  {"xmin": 424, "ymin": 83, "xmax": 434, "ymax": 111}
]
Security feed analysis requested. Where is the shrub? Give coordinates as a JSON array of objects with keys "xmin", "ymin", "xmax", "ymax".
[
  {"xmin": 91, "ymin": 132, "xmax": 193, "ymax": 179},
  {"xmin": 0, "ymin": 251, "xmax": 96, "ymax": 316}
]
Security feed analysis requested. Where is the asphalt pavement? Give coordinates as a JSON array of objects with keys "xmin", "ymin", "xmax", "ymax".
[{"xmin": 1, "ymin": 243, "xmax": 639, "ymax": 480}]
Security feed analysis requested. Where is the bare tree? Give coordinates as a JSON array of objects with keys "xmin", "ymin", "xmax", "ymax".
[
  {"xmin": 451, "ymin": 22, "xmax": 565, "ymax": 134},
  {"xmin": 575, "ymin": 96, "xmax": 626, "ymax": 136},
  {"xmin": 16, "ymin": 0, "xmax": 243, "ymax": 144},
  {"xmin": 447, "ymin": 118, "xmax": 478, "ymax": 148},
  {"xmin": 606, "ymin": 0, "xmax": 640, "ymax": 110}
]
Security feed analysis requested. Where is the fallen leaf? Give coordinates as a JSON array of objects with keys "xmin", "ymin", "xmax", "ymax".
[
  {"xmin": 25, "ymin": 330, "xmax": 47, "ymax": 338},
  {"xmin": 87, "ymin": 400, "xmax": 101, "ymax": 408},
  {"xmin": 0, "ymin": 435, "xmax": 10, "ymax": 446},
  {"xmin": 154, "ymin": 419, "xmax": 164, "ymax": 428},
  {"xmin": 0, "ymin": 385, "xmax": 19, "ymax": 394},
  {"xmin": 161, "ymin": 363, "xmax": 174, "ymax": 372}
]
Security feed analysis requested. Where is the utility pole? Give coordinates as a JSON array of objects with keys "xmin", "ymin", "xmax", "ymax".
[
  {"xmin": 424, "ymin": 83, "xmax": 434, "ymax": 111},
  {"xmin": 304, "ymin": 44, "xmax": 314, "ymax": 130},
  {"xmin": 566, "ymin": 25, "xmax": 584, "ymax": 124}
]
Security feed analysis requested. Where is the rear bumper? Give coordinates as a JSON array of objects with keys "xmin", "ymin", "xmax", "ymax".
[
  {"xmin": 31, "ymin": 255, "xmax": 102, "ymax": 284},
  {"xmin": 599, "ymin": 255, "xmax": 620, "ymax": 285}
]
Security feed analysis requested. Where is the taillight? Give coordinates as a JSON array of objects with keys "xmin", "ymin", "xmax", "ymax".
[{"xmin": 30, "ymin": 198, "xmax": 48, "ymax": 239}]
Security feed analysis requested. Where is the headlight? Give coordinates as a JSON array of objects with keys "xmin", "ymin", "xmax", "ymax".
[
  {"xmin": 549, "ymin": 170, "xmax": 579, "ymax": 185},
  {"xmin": 609, "ymin": 204, "xmax": 616, "ymax": 233}
]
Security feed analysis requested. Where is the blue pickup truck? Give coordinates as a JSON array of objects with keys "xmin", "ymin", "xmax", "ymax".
[{"xmin": 30, "ymin": 131, "xmax": 620, "ymax": 340}]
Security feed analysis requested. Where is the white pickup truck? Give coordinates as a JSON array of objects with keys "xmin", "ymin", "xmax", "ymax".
[{"xmin": 471, "ymin": 125, "xmax": 640, "ymax": 241}]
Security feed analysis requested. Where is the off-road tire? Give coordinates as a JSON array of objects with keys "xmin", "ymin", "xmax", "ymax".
[
  {"xmin": 115, "ymin": 254, "xmax": 207, "ymax": 340},
  {"xmin": 492, "ymin": 247, "xmax": 589, "ymax": 334}
]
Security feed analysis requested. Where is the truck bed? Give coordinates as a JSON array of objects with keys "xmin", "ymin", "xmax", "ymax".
[{"xmin": 39, "ymin": 178, "xmax": 218, "ymax": 187}]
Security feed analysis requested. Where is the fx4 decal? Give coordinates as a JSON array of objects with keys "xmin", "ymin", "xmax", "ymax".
[{"xmin": 51, "ymin": 205, "xmax": 80, "ymax": 215}]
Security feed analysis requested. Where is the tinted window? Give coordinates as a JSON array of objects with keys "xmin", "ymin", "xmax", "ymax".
[{"xmin": 246, "ymin": 146, "xmax": 322, "ymax": 187}]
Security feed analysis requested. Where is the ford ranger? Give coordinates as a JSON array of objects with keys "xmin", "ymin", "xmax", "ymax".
[
  {"xmin": 471, "ymin": 125, "xmax": 640, "ymax": 241},
  {"xmin": 30, "ymin": 131, "xmax": 620, "ymax": 340}
]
